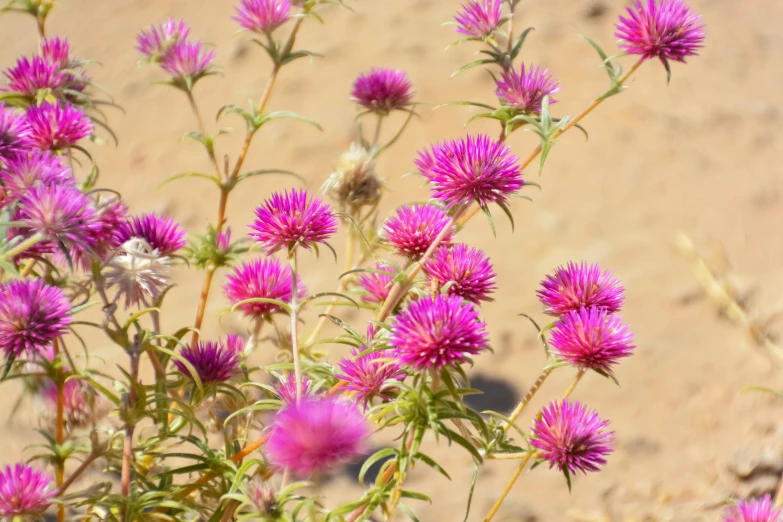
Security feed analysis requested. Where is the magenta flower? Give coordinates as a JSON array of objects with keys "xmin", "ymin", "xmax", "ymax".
[
  {"xmin": 3, "ymin": 56, "xmax": 65, "ymax": 97},
  {"xmin": 250, "ymin": 189, "xmax": 337, "ymax": 254},
  {"xmin": 265, "ymin": 396, "xmax": 370, "ymax": 475},
  {"xmin": 357, "ymin": 262, "xmax": 395, "ymax": 304},
  {"xmin": 531, "ymin": 399, "xmax": 615, "ymax": 475},
  {"xmin": 42, "ymin": 378, "xmax": 96, "ymax": 429},
  {"xmin": 537, "ymin": 261, "xmax": 625, "ymax": 316},
  {"xmin": 336, "ymin": 347, "xmax": 405, "ymax": 408},
  {"xmin": 0, "ymin": 103, "xmax": 31, "ymax": 160},
  {"xmin": 136, "ymin": 19, "xmax": 191, "ymax": 61},
  {"xmin": 724, "ymin": 495, "xmax": 783, "ymax": 522},
  {"xmin": 19, "ymin": 184, "xmax": 100, "ymax": 254},
  {"xmin": 549, "ymin": 307, "xmax": 634, "ymax": 375},
  {"xmin": 233, "ymin": 0, "xmax": 291, "ymax": 34},
  {"xmin": 1, "ymin": 150, "xmax": 74, "ymax": 202},
  {"xmin": 41, "ymin": 37, "xmax": 72, "ymax": 69},
  {"xmin": 0, "ymin": 279, "xmax": 71, "ymax": 359},
  {"xmin": 0, "ymin": 463, "xmax": 55, "ymax": 517},
  {"xmin": 389, "ymin": 294, "xmax": 489, "ymax": 371},
  {"xmin": 224, "ymin": 258, "xmax": 305, "ymax": 319},
  {"xmin": 495, "ymin": 64, "xmax": 560, "ymax": 114},
  {"xmin": 615, "ymin": 0, "xmax": 705, "ymax": 64},
  {"xmin": 454, "ymin": 0, "xmax": 502, "ymax": 39},
  {"xmin": 25, "ymin": 102, "xmax": 92, "ymax": 150},
  {"xmin": 424, "ymin": 243, "xmax": 496, "ymax": 304},
  {"xmin": 415, "ymin": 134, "xmax": 523, "ymax": 208},
  {"xmin": 174, "ymin": 335, "xmax": 242, "ymax": 383},
  {"xmin": 160, "ymin": 41, "xmax": 215, "ymax": 82},
  {"xmin": 351, "ymin": 68, "xmax": 414, "ymax": 114},
  {"xmin": 383, "ymin": 204, "xmax": 454, "ymax": 259},
  {"xmin": 216, "ymin": 228, "xmax": 232, "ymax": 255},
  {"xmin": 117, "ymin": 212, "xmax": 187, "ymax": 256},
  {"xmin": 275, "ymin": 373, "xmax": 312, "ymax": 404}
]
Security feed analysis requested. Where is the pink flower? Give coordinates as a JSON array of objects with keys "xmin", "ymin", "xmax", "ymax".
[
  {"xmin": 160, "ymin": 41, "xmax": 215, "ymax": 82},
  {"xmin": 233, "ymin": 0, "xmax": 291, "ymax": 34},
  {"xmin": 336, "ymin": 347, "xmax": 405, "ymax": 409},
  {"xmin": 275, "ymin": 373, "xmax": 312, "ymax": 404},
  {"xmin": 357, "ymin": 262, "xmax": 395, "ymax": 304},
  {"xmin": 454, "ymin": 0, "xmax": 503, "ymax": 39},
  {"xmin": 174, "ymin": 335, "xmax": 242, "ymax": 383},
  {"xmin": 424, "ymin": 243, "xmax": 496, "ymax": 304},
  {"xmin": 537, "ymin": 261, "xmax": 625, "ymax": 316},
  {"xmin": 0, "ymin": 279, "xmax": 71, "ymax": 359},
  {"xmin": 117, "ymin": 212, "xmax": 187, "ymax": 256},
  {"xmin": 351, "ymin": 68, "xmax": 414, "ymax": 114},
  {"xmin": 495, "ymin": 64, "xmax": 560, "ymax": 114},
  {"xmin": 549, "ymin": 306, "xmax": 634, "ymax": 375},
  {"xmin": 389, "ymin": 294, "xmax": 489, "ymax": 371},
  {"xmin": 250, "ymin": 189, "xmax": 337, "ymax": 254},
  {"xmin": 3, "ymin": 56, "xmax": 65, "ymax": 97},
  {"xmin": 0, "ymin": 463, "xmax": 55, "ymax": 517},
  {"xmin": 223, "ymin": 258, "xmax": 305, "ymax": 319},
  {"xmin": 724, "ymin": 495, "xmax": 783, "ymax": 522},
  {"xmin": 18, "ymin": 184, "xmax": 100, "ymax": 254},
  {"xmin": 42, "ymin": 378, "xmax": 98, "ymax": 429},
  {"xmin": 531, "ymin": 399, "xmax": 615, "ymax": 475},
  {"xmin": 382, "ymin": 204, "xmax": 454, "ymax": 259},
  {"xmin": 136, "ymin": 19, "xmax": 191, "ymax": 62},
  {"xmin": 25, "ymin": 101, "xmax": 92, "ymax": 150},
  {"xmin": 265, "ymin": 396, "xmax": 370, "ymax": 475},
  {"xmin": 0, "ymin": 150, "xmax": 74, "ymax": 202},
  {"xmin": 0, "ymin": 103, "xmax": 31, "ymax": 161},
  {"xmin": 615, "ymin": 0, "xmax": 705, "ymax": 63},
  {"xmin": 415, "ymin": 134, "xmax": 523, "ymax": 208}
]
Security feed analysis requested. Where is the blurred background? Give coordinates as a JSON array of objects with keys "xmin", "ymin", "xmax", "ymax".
[{"xmin": 3, "ymin": 0, "xmax": 783, "ymax": 520}]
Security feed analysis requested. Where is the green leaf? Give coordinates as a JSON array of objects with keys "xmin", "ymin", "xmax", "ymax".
[
  {"xmin": 461, "ymin": 463, "xmax": 479, "ymax": 522},
  {"xmin": 235, "ymin": 169, "xmax": 305, "ymax": 185},
  {"xmin": 509, "ymin": 27, "xmax": 535, "ymax": 60},
  {"xmin": 159, "ymin": 172, "xmax": 220, "ymax": 189},
  {"xmin": 451, "ymin": 59, "xmax": 495, "ymax": 78},
  {"xmin": 413, "ymin": 453, "xmax": 451, "ymax": 480},
  {"xmin": 123, "ymin": 307, "xmax": 160, "ymax": 331},
  {"xmin": 358, "ymin": 448, "xmax": 397, "ymax": 485},
  {"xmin": 580, "ymin": 35, "xmax": 617, "ymax": 81},
  {"xmin": 662, "ymin": 57, "xmax": 672, "ymax": 85},
  {"xmin": 258, "ymin": 111, "xmax": 322, "ymax": 131},
  {"xmin": 400, "ymin": 490, "xmax": 432, "ymax": 503},
  {"xmin": 497, "ymin": 201, "xmax": 515, "ymax": 232},
  {"xmin": 229, "ymin": 297, "xmax": 292, "ymax": 315},
  {"xmin": 563, "ymin": 467, "xmax": 572, "ymax": 492},
  {"xmin": 301, "ymin": 292, "xmax": 359, "ymax": 310},
  {"xmin": 398, "ymin": 503, "xmax": 422, "ymax": 522},
  {"xmin": 433, "ymin": 100, "xmax": 496, "ymax": 111},
  {"xmin": 480, "ymin": 204, "xmax": 496, "ymax": 237}
]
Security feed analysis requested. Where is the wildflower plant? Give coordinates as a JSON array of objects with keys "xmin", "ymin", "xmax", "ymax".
[{"xmin": 0, "ymin": 0, "xmax": 705, "ymax": 521}]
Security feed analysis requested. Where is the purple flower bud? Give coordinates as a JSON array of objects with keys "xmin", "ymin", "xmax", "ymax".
[
  {"xmin": 336, "ymin": 347, "xmax": 405, "ymax": 409},
  {"xmin": 537, "ymin": 261, "xmax": 625, "ymax": 316},
  {"xmin": 117, "ymin": 212, "xmax": 187, "ymax": 257},
  {"xmin": 454, "ymin": 0, "xmax": 502, "ymax": 39},
  {"xmin": 160, "ymin": 41, "xmax": 215, "ymax": 81},
  {"xmin": 233, "ymin": 0, "xmax": 291, "ymax": 34},
  {"xmin": 174, "ymin": 334, "xmax": 242, "ymax": 383},
  {"xmin": 351, "ymin": 68, "xmax": 414, "ymax": 114},
  {"xmin": 136, "ymin": 19, "xmax": 191, "ymax": 62},
  {"xmin": 495, "ymin": 64, "xmax": 560, "ymax": 114},
  {"xmin": 357, "ymin": 262, "xmax": 395, "ymax": 304}
]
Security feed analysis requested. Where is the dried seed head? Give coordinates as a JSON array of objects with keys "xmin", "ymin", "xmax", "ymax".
[
  {"xmin": 322, "ymin": 143, "xmax": 383, "ymax": 212},
  {"xmin": 104, "ymin": 238, "xmax": 171, "ymax": 309}
]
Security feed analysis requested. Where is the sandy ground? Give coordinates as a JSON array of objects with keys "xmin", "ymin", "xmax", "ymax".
[{"xmin": 3, "ymin": 0, "xmax": 783, "ymax": 520}]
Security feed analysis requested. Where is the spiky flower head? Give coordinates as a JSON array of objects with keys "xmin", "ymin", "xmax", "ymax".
[
  {"xmin": 250, "ymin": 189, "xmax": 337, "ymax": 254},
  {"xmin": 25, "ymin": 101, "xmax": 92, "ymax": 150},
  {"xmin": 0, "ymin": 279, "xmax": 71, "ymax": 359},
  {"xmin": 104, "ymin": 239, "xmax": 171, "ymax": 309},
  {"xmin": 424, "ymin": 243, "xmax": 496, "ymax": 304},
  {"xmin": 549, "ymin": 307, "xmax": 634, "ymax": 375},
  {"xmin": 18, "ymin": 184, "xmax": 99, "ymax": 254},
  {"xmin": 0, "ymin": 463, "xmax": 55, "ymax": 517},
  {"xmin": 531, "ymin": 399, "xmax": 615, "ymax": 475},
  {"xmin": 322, "ymin": 142, "xmax": 383, "ymax": 212},
  {"xmin": 117, "ymin": 212, "xmax": 187, "ymax": 257},
  {"xmin": 357, "ymin": 262, "xmax": 395, "ymax": 304},
  {"xmin": 42, "ymin": 378, "xmax": 101, "ymax": 429},
  {"xmin": 233, "ymin": 0, "xmax": 291, "ymax": 34},
  {"xmin": 0, "ymin": 149, "xmax": 74, "ymax": 202},
  {"xmin": 265, "ymin": 396, "xmax": 370, "ymax": 475},
  {"xmin": 615, "ymin": 0, "xmax": 705, "ymax": 64},
  {"xmin": 415, "ymin": 134, "xmax": 523, "ymax": 208},
  {"xmin": 174, "ymin": 334, "xmax": 242, "ymax": 383},
  {"xmin": 537, "ymin": 261, "xmax": 625, "ymax": 316},
  {"xmin": 3, "ymin": 56, "xmax": 65, "ymax": 97},
  {"xmin": 41, "ymin": 37, "xmax": 89, "ymax": 94},
  {"xmin": 351, "ymin": 68, "xmax": 414, "ymax": 114},
  {"xmin": 724, "ymin": 495, "xmax": 783, "ymax": 522},
  {"xmin": 336, "ymin": 348, "xmax": 405, "ymax": 409},
  {"xmin": 382, "ymin": 204, "xmax": 454, "ymax": 259},
  {"xmin": 224, "ymin": 257, "xmax": 305, "ymax": 319},
  {"xmin": 136, "ymin": 19, "xmax": 191, "ymax": 62},
  {"xmin": 160, "ymin": 41, "xmax": 216, "ymax": 85},
  {"xmin": 0, "ymin": 103, "xmax": 31, "ymax": 161},
  {"xmin": 454, "ymin": 0, "xmax": 503, "ymax": 39},
  {"xmin": 495, "ymin": 64, "xmax": 560, "ymax": 114},
  {"xmin": 389, "ymin": 294, "xmax": 489, "ymax": 370},
  {"xmin": 275, "ymin": 373, "xmax": 312, "ymax": 404}
]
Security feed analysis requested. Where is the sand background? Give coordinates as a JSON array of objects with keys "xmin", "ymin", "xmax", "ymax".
[{"xmin": 2, "ymin": 0, "xmax": 783, "ymax": 520}]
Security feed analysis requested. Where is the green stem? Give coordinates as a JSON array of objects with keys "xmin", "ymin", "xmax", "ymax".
[
  {"xmin": 0, "ymin": 232, "xmax": 45, "ymax": 262},
  {"xmin": 289, "ymin": 250, "xmax": 302, "ymax": 401}
]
